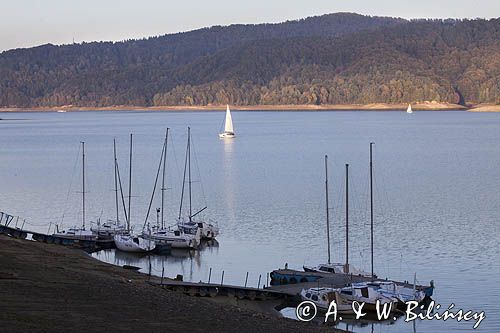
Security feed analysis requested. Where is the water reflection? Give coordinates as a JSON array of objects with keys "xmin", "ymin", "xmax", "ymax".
[
  {"xmin": 92, "ymin": 239, "xmax": 219, "ymax": 281},
  {"xmin": 221, "ymin": 137, "xmax": 236, "ymax": 227}
]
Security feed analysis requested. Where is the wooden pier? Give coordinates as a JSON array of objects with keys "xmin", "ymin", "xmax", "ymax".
[{"xmin": 151, "ymin": 279, "xmax": 294, "ymax": 301}]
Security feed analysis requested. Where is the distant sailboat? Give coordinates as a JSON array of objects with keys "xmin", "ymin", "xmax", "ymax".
[
  {"xmin": 219, "ymin": 105, "xmax": 235, "ymax": 138},
  {"xmin": 407, "ymin": 104, "xmax": 413, "ymax": 114}
]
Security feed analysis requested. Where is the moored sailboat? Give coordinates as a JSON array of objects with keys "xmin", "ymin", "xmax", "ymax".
[
  {"xmin": 178, "ymin": 127, "xmax": 219, "ymax": 240},
  {"xmin": 53, "ymin": 141, "xmax": 97, "ymax": 242},
  {"xmin": 407, "ymin": 104, "xmax": 413, "ymax": 113},
  {"xmin": 219, "ymin": 105, "xmax": 235, "ymax": 138},
  {"xmin": 303, "ymin": 156, "xmax": 372, "ymax": 278},
  {"xmin": 140, "ymin": 129, "xmax": 201, "ymax": 249},
  {"xmin": 113, "ymin": 134, "xmax": 156, "ymax": 253},
  {"xmin": 91, "ymin": 139, "xmax": 127, "ymax": 241}
]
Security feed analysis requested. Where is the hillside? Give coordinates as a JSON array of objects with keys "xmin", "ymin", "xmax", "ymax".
[{"xmin": 0, "ymin": 13, "xmax": 499, "ymax": 108}]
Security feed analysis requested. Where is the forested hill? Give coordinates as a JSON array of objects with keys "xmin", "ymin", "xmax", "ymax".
[{"xmin": 1, "ymin": 13, "xmax": 499, "ymax": 108}]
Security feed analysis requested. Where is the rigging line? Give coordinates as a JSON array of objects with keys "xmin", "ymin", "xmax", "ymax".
[
  {"xmin": 178, "ymin": 129, "xmax": 189, "ymax": 220},
  {"xmin": 143, "ymin": 137, "xmax": 167, "ymax": 230},
  {"xmin": 60, "ymin": 143, "xmax": 81, "ymax": 227},
  {"xmin": 115, "ymin": 155, "xmax": 129, "ymax": 225},
  {"xmin": 190, "ymin": 132, "xmax": 208, "ymax": 208},
  {"xmin": 170, "ymin": 130, "xmax": 183, "ymax": 193}
]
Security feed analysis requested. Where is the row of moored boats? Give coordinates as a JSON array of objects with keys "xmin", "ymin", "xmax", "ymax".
[{"xmin": 53, "ymin": 127, "xmax": 219, "ymax": 253}]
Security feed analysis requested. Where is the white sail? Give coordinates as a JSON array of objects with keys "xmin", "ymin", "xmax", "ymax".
[
  {"xmin": 407, "ymin": 104, "xmax": 413, "ymax": 113},
  {"xmin": 224, "ymin": 105, "xmax": 234, "ymax": 134}
]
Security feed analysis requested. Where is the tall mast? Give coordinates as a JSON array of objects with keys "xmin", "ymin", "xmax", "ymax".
[
  {"xmin": 178, "ymin": 127, "xmax": 189, "ymax": 220},
  {"xmin": 345, "ymin": 163, "xmax": 349, "ymax": 273},
  {"xmin": 325, "ymin": 155, "xmax": 331, "ymax": 264},
  {"xmin": 127, "ymin": 134, "xmax": 133, "ymax": 232},
  {"xmin": 113, "ymin": 139, "xmax": 119, "ymax": 226},
  {"xmin": 143, "ymin": 133, "xmax": 167, "ymax": 230},
  {"xmin": 81, "ymin": 141, "xmax": 85, "ymax": 230},
  {"xmin": 370, "ymin": 142, "xmax": 375, "ymax": 279},
  {"xmin": 161, "ymin": 128, "xmax": 169, "ymax": 229},
  {"xmin": 188, "ymin": 127, "xmax": 192, "ymax": 222}
]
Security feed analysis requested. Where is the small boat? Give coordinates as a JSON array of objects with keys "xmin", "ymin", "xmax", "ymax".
[
  {"xmin": 178, "ymin": 218, "xmax": 219, "ymax": 240},
  {"xmin": 339, "ymin": 282, "xmax": 399, "ymax": 312},
  {"xmin": 57, "ymin": 110, "xmax": 67, "ymax": 113},
  {"xmin": 143, "ymin": 226, "xmax": 201, "ymax": 249},
  {"xmin": 53, "ymin": 226, "xmax": 96, "ymax": 241},
  {"xmin": 407, "ymin": 104, "xmax": 413, "ymax": 114},
  {"xmin": 303, "ymin": 263, "xmax": 372, "ymax": 278},
  {"xmin": 91, "ymin": 218, "xmax": 126, "ymax": 240},
  {"xmin": 218, "ymin": 105, "xmax": 235, "ymax": 138},
  {"xmin": 301, "ymin": 283, "xmax": 399, "ymax": 314},
  {"xmin": 178, "ymin": 127, "xmax": 219, "ymax": 240},
  {"xmin": 300, "ymin": 287, "xmax": 354, "ymax": 313},
  {"xmin": 114, "ymin": 233, "xmax": 156, "ymax": 252}
]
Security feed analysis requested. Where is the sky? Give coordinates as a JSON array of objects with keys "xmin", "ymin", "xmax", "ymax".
[{"xmin": 1, "ymin": 0, "xmax": 499, "ymax": 52}]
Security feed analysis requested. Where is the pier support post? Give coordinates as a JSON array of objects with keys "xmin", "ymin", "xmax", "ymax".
[
  {"xmin": 208, "ymin": 268, "xmax": 212, "ymax": 283},
  {"xmin": 221, "ymin": 270, "xmax": 225, "ymax": 286},
  {"xmin": 244, "ymin": 272, "xmax": 249, "ymax": 287},
  {"xmin": 258, "ymin": 274, "xmax": 261, "ymax": 289}
]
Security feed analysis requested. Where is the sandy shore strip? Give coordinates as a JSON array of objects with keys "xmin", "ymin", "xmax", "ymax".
[
  {"xmin": 0, "ymin": 235, "xmax": 339, "ymax": 332},
  {"xmin": 0, "ymin": 102, "xmax": 467, "ymax": 112},
  {"xmin": 468, "ymin": 104, "xmax": 500, "ymax": 112}
]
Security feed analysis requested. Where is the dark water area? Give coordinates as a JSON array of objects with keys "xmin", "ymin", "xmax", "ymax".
[{"xmin": 1, "ymin": 110, "xmax": 499, "ymax": 332}]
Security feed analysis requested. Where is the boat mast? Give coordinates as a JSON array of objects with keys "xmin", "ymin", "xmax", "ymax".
[
  {"xmin": 81, "ymin": 141, "xmax": 85, "ymax": 230},
  {"xmin": 370, "ymin": 142, "xmax": 375, "ymax": 279},
  {"xmin": 161, "ymin": 128, "xmax": 169, "ymax": 229},
  {"xmin": 345, "ymin": 163, "xmax": 349, "ymax": 273},
  {"xmin": 325, "ymin": 155, "xmax": 331, "ymax": 265},
  {"xmin": 127, "ymin": 134, "xmax": 132, "ymax": 232},
  {"xmin": 178, "ymin": 127, "xmax": 189, "ymax": 220},
  {"xmin": 143, "ymin": 133, "xmax": 167, "ymax": 230},
  {"xmin": 113, "ymin": 139, "xmax": 119, "ymax": 226},
  {"xmin": 188, "ymin": 127, "xmax": 192, "ymax": 222}
]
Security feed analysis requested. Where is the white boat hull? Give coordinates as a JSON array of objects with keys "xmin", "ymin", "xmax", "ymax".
[
  {"xmin": 144, "ymin": 228, "xmax": 200, "ymax": 249},
  {"xmin": 114, "ymin": 234, "xmax": 156, "ymax": 253},
  {"xmin": 178, "ymin": 221, "xmax": 219, "ymax": 240},
  {"xmin": 53, "ymin": 227, "xmax": 97, "ymax": 241},
  {"xmin": 219, "ymin": 132, "xmax": 235, "ymax": 138}
]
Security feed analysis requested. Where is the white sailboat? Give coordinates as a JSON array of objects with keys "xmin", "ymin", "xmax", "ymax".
[
  {"xmin": 140, "ymin": 129, "xmax": 201, "ymax": 249},
  {"xmin": 113, "ymin": 134, "xmax": 156, "ymax": 253},
  {"xmin": 219, "ymin": 105, "xmax": 235, "ymax": 138},
  {"xmin": 407, "ymin": 104, "xmax": 413, "ymax": 113},
  {"xmin": 178, "ymin": 127, "xmax": 219, "ymax": 240},
  {"xmin": 91, "ymin": 139, "xmax": 127, "ymax": 240}
]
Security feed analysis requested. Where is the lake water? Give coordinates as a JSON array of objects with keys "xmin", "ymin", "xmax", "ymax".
[{"xmin": 1, "ymin": 110, "xmax": 499, "ymax": 332}]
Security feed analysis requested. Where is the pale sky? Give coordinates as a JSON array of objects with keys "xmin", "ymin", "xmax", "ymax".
[{"xmin": 1, "ymin": 0, "xmax": 499, "ymax": 52}]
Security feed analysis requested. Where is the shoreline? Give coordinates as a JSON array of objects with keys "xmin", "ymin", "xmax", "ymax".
[
  {"xmin": 0, "ymin": 235, "xmax": 335, "ymax": 332},
  {"xmin": 0, "ymin": 102, "xmax": 474, "ymax": 112}
]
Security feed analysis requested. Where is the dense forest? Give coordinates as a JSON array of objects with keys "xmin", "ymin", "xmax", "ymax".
[{"xmin": 0, "ymin": 13, "xmax": 499, "ymax": 107}]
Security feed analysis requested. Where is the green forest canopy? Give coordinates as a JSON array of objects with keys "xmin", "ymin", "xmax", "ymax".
[{"xmin": 0, "ymin": 13, "xmax": 498, "ymax": 107}]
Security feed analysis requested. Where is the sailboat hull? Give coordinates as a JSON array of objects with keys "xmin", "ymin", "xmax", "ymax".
[
  {"xmin": 219, "ymin": 132, "xmax": 235, "ymax": 138},
  {"xmin": 114, "ymin": 234, "xmax": 156, "ymax": 253}
]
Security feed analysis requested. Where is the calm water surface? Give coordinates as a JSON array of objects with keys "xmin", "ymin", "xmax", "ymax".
[{"xmin": 1, "ymin": 110, "xmax": 499, "ymax": 332}]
